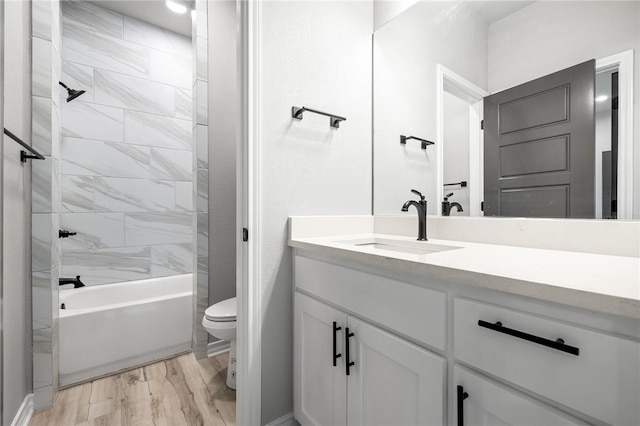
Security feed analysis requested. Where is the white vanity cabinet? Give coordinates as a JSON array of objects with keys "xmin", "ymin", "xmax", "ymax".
[
  {"xmin": 294, "ymin": 292, "xmax": 446, "ymax": 426},
  {"xmin": 453, "ymin": 366, "xmax": 587, "ymax": 426},
  {"xmin": 294, "ymin": 293, "xmax": 347, "ymax": 426},
  {"xmin": 454, "ymin": 298, "xmax": 640, "ymax": 425},
  {"xmin": 292, "ymin": 251, "xmax": 640, "ymax": 426}
]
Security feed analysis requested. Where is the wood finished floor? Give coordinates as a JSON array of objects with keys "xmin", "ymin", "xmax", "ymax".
[{"xmin": 30, "ymin": 353, "xmax": 236, "ymax": 426}]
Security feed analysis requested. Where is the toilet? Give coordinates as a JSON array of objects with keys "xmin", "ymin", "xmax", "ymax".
[{"xmin": 202, "ymin": 297, "xmax": 237, "ymax": 389}]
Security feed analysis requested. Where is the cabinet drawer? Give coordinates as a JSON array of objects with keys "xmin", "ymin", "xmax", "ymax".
[
  {"xmin": 454, "ymin": 365, "xmax": 586, "ymax": 425},
  {"xmin": 295, "ymin": 256, "xmax": 446, "ymax": 350},
  {"xmin": 454, "ymin": 298, "xmax": 640, "ymax": 425}
]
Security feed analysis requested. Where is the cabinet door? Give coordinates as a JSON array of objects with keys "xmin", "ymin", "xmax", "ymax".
[
  {"xmin": 294, "ymin": 292, "xmax": 348, "ymax": 426},
  {"xmin": 454, "ymin": 366, "xmax": 587, "ymax": 426},
  {"xmin": 346, "ymin": 316, "xmax": 445, "ymax": 426}
]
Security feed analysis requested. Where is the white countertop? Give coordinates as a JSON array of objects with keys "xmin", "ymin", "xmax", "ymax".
[{"xmin": 289, "ymin": 232, "xmax": 640, "ymax": 319}]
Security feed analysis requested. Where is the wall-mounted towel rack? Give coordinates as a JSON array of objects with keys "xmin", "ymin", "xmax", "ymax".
[
  {"xmin": 400, "ymin": 135, "xmax": 435, "ymax": 150},
  {"xmin": 292, "ymin": 106, "xmax": 346, "ymax": 129},
  {"xmin": 4, "ymin": 128, "xmax": 45, "ymax": 163},
  {"xmin": 444, "ymin": 181, "xmax": 468, "ymax": 188}
]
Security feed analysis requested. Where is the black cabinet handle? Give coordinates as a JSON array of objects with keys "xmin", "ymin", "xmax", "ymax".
[
  {"xmin": 478, "ymin": 320, "xmax": 580, "ymax": 356},
  {"xmin": 457, "ymin": 385, "xmax": 469, "ymax": 426},
  {"xmin": 345, "ymin": 327, "xmax": 355, "ymax": 376},
  {"xmin": 332, "ymin": 321, "xmax": 342, "ymax": 367}
]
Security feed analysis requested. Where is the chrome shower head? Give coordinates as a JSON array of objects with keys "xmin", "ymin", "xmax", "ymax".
[{"xmin": 59, "ymin": 81, "xmax": 86, "ymax": 103}]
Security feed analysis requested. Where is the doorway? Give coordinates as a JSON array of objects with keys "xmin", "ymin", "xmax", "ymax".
[
  {"xmin": 436, "ymin": 65, "xmax": 488, "ymax": 216},
  {"xmin": 438, "ymin": 50, "xmax": 634, "ymax": 219}
]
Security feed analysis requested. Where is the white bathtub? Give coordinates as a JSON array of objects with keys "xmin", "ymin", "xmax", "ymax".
[{"xmin": 59, "ymin": 274, "xmax": 193, "ymax": 386}]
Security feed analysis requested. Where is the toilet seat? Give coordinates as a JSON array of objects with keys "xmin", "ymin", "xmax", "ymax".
[{"xmin": 205, "ymin": 297, "xmax": 236, "ymax": 322}]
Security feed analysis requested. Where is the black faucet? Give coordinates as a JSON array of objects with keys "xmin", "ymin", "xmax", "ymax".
[
  {"xmin": 401, "ymin": 189, "xmax": 428, "ymax": 241},
  {"xmin": 59, "ymin": 276, "xmax": 85, "ymax": 288},
  {"xmin": 442, "ymin": 193, "xmax": 464, "ymax": 216}
]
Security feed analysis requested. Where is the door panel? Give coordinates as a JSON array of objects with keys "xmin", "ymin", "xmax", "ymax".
[
  {"xmin": 499, "ymin": 135, "xmax": 568, "ymax": 177},
  {"xmin": 500, "ymin": 185, "xmax": 568, "ymax": 217},
  {"xmin": 499, "ymin": 85, "xmax": 569, "ymax": 134},
  {"xmin": 294, "ymin": 293, "xmax": 347, "ymax": 426},
  {"xmin": 484, "ymin": 60, "xmax": 595, "ymax": 218},
  {"xmin": 346, "ymin": 316, "xmax": 445, "ymax": 426}
]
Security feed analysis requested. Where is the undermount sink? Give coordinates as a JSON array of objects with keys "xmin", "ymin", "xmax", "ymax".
[{"xmin": 337, "ymin": 238, "xmax": 461, "ymax": 255}]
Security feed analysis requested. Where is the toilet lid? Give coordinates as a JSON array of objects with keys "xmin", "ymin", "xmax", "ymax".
[{"xmin": 205, "ymin": 297, "xmax": 236, "ymax": 321}]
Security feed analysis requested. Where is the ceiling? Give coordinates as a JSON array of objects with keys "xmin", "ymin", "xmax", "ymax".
[
  {"xmin": 468, "ymin": 1, "xmax": 536, "ymax": 25},
  {"xmin": 89, "ymin": 0, "xmax": 192, "ymax": 37}
]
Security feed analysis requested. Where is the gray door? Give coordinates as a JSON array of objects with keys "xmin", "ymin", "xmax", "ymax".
[{"xmin": 483, "ymin": 60, "xmax": 595, "ymax": 218}]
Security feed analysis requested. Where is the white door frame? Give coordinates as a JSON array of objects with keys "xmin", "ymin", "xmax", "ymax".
[
  {"xmin": 237, "ymin": 0, "xmax": 262, "ymax": 424},
  {"xmin": 436, "ymin": 64, "xmax": 489, "ymax": 216},
  {"xmin": 596, "ymin": 50, "xmax": 634, "ymax": 220},
  {"xmin": 437, "ymin": 50, "xmax": 634, "ymax": 219}
]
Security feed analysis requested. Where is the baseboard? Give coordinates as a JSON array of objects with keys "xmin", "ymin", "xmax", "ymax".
[
  {"xmin": 207, "ymin": 340, "xmax": 230, "ymax": 357},
  {"xmin": 10, "ymin": 393, "xmax": 34, "ymax": 426},
  {"xmin": 265, "ymin": 411, "xmax": 296, "ymax": 426}
]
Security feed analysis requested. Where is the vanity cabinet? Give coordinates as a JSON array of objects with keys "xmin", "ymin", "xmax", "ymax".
[
  {"xmin": 292, "ymin": 252, "xmax": 640, "ymax": 426},
  {"xmin": 294, "ymin": 292, "xmax": 446, "ymax": 426},
  {"xmin": 454, "ymin": 366, "xmax": 587, "ymax": 426},
  {"xmin": 454, "ymin": 298, "xmax": 640, "ymax": 425}
]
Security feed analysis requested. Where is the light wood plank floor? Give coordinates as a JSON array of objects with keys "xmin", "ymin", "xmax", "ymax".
[{"xmin": 30, "ymin": 353, "xmax": 236, "ymax": 426}]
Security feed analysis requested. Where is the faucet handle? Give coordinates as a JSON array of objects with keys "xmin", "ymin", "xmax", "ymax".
[
  {"xmin": 411, "ymin": 189, "xmax": 425, "ymax": 201},
  {"xmin": 444, "ymin": 193, "xmax": 454, "ymax": 201}
]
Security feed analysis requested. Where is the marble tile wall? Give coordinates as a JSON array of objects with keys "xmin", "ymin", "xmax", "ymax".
[
  {"xmin": 32, "ymin": 0, "xmax": 62, "ymax": 411},
  {"xmin": 192, "ymin": 0, "xmax": 209, "ymax": 360},
  {"xmin": 60, "ymin": 1, "xmax": 194, "ymax": 286}
]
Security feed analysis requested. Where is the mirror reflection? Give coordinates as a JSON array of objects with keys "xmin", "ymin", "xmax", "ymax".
[{"xmin": 373, "ymin": 0, "xmax": 639, "ymax": 219}]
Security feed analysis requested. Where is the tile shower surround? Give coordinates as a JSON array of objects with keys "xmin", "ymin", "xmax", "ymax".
[
  {"xmin": 31, "ymin": 0, "xmax": 210, "ymax": 408},
  {"xmin": 32, "ymin": 0, "xmax": 62, "ymax": 410},
  {"xmin": 192, "ymin": 0, "xmax": 210, "ymax": 359},
  {"xmin": 59, "ymin": 1, "xmax": 194, "ymax": 286}
]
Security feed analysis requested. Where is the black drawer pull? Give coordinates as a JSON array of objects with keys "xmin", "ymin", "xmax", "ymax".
[
  {"xmin": 332, "ymin": 321, "xmax": 342, "ymax": 367},
  {"xmin": 478, "ymin": 320, "xmax": 580, "ymax": 356},
  {"xmin": 457, "ymin": 385, "xmax": 469, "ymax": 426},
  {"xmin": 345, "ymin": 327, "xmax": 355, "ymax": 376}
]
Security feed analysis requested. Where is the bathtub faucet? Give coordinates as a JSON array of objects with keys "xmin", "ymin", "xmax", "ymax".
[{"xmin": 59, "ymin": 276, "xmax": 85, "ymax": 288}]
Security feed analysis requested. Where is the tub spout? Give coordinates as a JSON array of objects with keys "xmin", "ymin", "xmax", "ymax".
[{"xmin": 59, "ymin": 276, "xmax": 85, "ymax": 288}]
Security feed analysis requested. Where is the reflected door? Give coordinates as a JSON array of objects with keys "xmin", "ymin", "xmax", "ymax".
[{"xmin": 483, "ymin": 60, "xmax": 596, "ymax": 218}]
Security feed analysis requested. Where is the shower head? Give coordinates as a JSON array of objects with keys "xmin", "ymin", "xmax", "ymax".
[{"xmin": 58, "ymin": 81, "xmax": 86, "ymax": 103}]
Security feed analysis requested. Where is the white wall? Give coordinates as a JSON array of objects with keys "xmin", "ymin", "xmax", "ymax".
[
  {"xmin": 3, "ymin": 0, "xmax": 32, "ymax": 423},
  {"xmin": 258, "ymin": 1, "xmax": 373, "ymax": 422},
  {"xmin": 373, "ymin": 0, "xmax": 419, "ymax": 30},
  {"xmin": 207, "ymin": 0, "xmax": 236, "ymax": 331},
  {"xmin": 488, "ymin": 1, "xmax": 640, "ymax": 218},
  {"xmin": 373, "ymin": 1, "xmax": 488, "ymax": 214}
]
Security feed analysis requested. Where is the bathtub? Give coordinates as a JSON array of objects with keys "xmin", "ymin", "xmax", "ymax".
[{"xmin": 59, "ymin": 274, "xmax": 193, "ymax": 386}]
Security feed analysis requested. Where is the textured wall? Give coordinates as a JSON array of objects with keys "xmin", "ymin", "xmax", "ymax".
[
  {"xmin": 60, "ymin": 1, "xmax": 193, "ymax": 286},
  {"xmin": 258, "ymin": 1, "xmax": 373, "ymax": 422}
]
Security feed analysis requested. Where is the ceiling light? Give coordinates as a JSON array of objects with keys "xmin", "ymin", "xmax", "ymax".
[
  {"xmin": 166, "ymin": 0, "xmax": 188, "ymax": 14},
  {"xmin": 595, "ymin": 95, "xmax": 609, "ymax": 102}
]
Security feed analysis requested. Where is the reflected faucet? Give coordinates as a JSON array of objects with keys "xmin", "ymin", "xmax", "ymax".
[
  {"xmin": 401, "ymin": 189, "xmax": 428, "ymax": 241},
  {"xmin": 59, "ymin": 276, "xmax": 85, "ymax": 288},
  {"xmin": 442, "ymin": 193, "xmax": 464, "ymax": 216}
]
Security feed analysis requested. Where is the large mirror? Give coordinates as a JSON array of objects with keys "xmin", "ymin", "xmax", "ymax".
[{"xmin": 373, "ymin": 1, "xmax": 639, "ymax": 219}]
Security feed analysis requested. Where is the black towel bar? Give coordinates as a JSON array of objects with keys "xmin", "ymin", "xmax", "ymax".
[
  {"xmin": 292, "ymin": 106, "xmax": 346, "ymax": 129},
  {"xmin": 4, "ymin": 128, "xmax": 45, "ymax": 162},
  {"xmin": 400, "ymin": 135, "xmax": 434, "ymax": 149}
]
